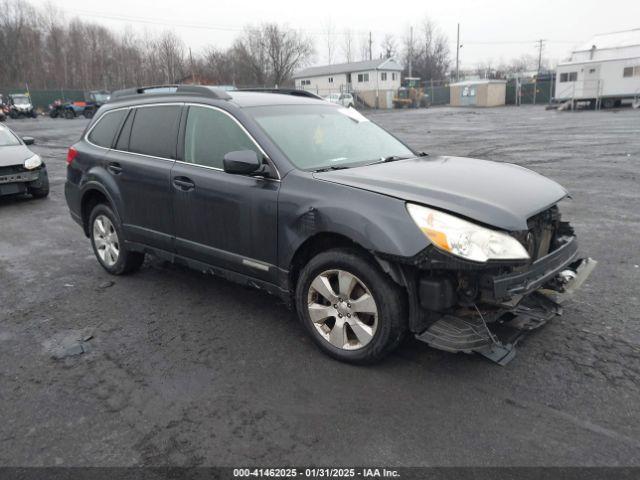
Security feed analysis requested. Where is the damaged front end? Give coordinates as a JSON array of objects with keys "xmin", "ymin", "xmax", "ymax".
[{"xmin": 388, "ymin": 206, "xmax": 596, "ymax": 365}]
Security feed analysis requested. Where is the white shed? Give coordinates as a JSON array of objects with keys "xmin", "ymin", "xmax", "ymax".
[
  {"xmin": 555, "ymin": 28, "xmax": 640, "ymax": 108},
  {"xmin": 293, "ymin": 58, "xmax": 403, "ymax": 109}
]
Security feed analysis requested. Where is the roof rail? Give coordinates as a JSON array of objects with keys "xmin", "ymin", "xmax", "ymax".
[
  {"xmin": 236, "ymin": 87, "xmax": 323, "ymax": 100},
  {"xmin": 110, "ymin": 84, "xmax": 232, "ymax": 102}
]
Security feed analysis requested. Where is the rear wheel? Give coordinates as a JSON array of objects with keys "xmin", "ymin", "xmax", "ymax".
[
  {"xmin": 64, "ymin": 109, "xmax": 75, "ymax": 119},
  {"xmin": 295, "ymin": 248, "xmax": 407, "ymax": 364},
  {"xmin": 89, "ymin": 204, "xmax": 144, "ymax": 275}
]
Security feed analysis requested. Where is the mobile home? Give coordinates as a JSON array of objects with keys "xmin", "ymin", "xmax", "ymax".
[{"xmin": 555, "ymin": 28, "xmax": 640, "ymax": 108}]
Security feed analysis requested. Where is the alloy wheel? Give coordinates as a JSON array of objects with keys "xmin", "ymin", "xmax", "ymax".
[
  {"xmin": 93, "ymin": 214, "xmax": 120, "ymax": 267},
  {"xmin": 307, "ymin": 269, "xmax": 378, "ymax": 350}
]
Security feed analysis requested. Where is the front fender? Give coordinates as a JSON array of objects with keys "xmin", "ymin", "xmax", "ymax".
[{"xmin": 278, "ymin": 171, "xmax": 428, "ymax": 269}]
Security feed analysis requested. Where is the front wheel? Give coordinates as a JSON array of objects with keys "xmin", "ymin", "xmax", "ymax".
[
  {"xmin": 89, "ymin": 204, "xmax": 145, "ymax": 275},
  {"xmin": 295, "ymin": 248, "xmax": 407, "ymax": 364}
]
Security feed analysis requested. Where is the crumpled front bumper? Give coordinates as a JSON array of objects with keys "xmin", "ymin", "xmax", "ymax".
[
  {"xmin": 415, "ymin": 238, "xmax": 597, "ymax": 365},
  {"xmin": 481, "ymin": 236, "xmax": 589, "ymax": 303},
  {"xmin": 0, "ymin": 167, "xmax": 47, "ymax": 196}
]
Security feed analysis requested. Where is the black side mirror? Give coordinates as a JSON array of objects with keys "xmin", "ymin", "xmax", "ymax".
[
  {"xmin": 223, "ymin": 150, "xmax": 261, "ymax": 175},
  {"xmin": 22, "ymin": 136, "xmax": 35, "ymax": 145}
]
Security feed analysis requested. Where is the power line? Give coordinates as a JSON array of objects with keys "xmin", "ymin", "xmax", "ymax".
[{"xmin": 69, "ymin": 8, "xmax": 380, "ymax": 38}]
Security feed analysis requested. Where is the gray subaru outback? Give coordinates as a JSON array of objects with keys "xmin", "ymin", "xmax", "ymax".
[{"xmin": 65, "ymin": 85, "xmax": 595, "ymax": 365}]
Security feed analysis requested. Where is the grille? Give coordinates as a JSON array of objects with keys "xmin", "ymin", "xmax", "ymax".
[
  {"xmin": 513, "ymin": 206, "xmax": 560, "ymax": 260},
  {"xmin": 0, "ymin": 164, "xmax": 27, "ymax": 176}
]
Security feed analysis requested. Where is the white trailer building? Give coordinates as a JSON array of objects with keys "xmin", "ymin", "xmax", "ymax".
[
  {"xmin": 555, "ymin": 28, "xmax": 640, "ymax": 108},
  {"xmin": 293, "ymin": 58, "xmax": 403, "ymax": 109}
]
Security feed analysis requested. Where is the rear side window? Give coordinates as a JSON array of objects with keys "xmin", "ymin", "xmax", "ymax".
[
  {"xmin": 184, "ymin": 106, "xmax": 260, "ymax": 169},
  {"xmin": 115, "ymin": 109, "xmax": 135, "ymax": 151},
  {"xmin": 128, "ymin": 105, "xmax": 180, "ymax": 158},
  {"xmin": 88, "ymin": 110, "xmax": 127, "ymax": 148}
]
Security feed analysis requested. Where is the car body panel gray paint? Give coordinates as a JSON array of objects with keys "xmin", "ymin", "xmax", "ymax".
[
  {"xmin": 277, "ymin": 170, "xmax": 429, "ymax": 268},
  {"xmin": 313, "ymin": 156, "xmax": 568, "ymax": 231}
]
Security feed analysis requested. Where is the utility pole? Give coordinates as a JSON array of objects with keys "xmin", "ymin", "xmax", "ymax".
[
  {"xmin": 533, "ymin": 39, "xmax": 545, "ymax": 105},
  {"xmin": 369, "ymin": 31, "xmax": 373, "ymax": 60},
  {"xmin": 455, "ymin": 23, "xmax": 460, "ymax": 82},
  {"xmin": 189, "ymin": 47, "xmax": 196, "ymax": 84},
  {"xmin": 408, "ymin": 26, "xmax": 413, "ymax": 77}
]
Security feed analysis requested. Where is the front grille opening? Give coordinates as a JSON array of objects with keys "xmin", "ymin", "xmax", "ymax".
[{"xmin": 514, "ymin": 206, "xmax": 561, "ymax": 261}]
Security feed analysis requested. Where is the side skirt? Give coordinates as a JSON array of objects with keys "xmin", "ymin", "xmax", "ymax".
[{"xmin": 124, "ymin": 240, "xmax": 292, "ymax": 306}]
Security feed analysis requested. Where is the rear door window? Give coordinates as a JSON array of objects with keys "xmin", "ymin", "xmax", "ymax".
[
  {"xmin": 88, "ymin": 110, "xmax": 127, "ymax": 148},
  {"xmin": 128, "ymin": 105, "xmax": 181, "ymax": 159}
]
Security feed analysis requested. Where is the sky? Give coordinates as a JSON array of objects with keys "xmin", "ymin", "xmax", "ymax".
[{"xmin": 29, "ymin": 0, "xmax": 640, "ymax": 70}]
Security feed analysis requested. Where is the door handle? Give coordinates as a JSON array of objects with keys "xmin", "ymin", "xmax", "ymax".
[
  {"xmin": 107, "ymin": 162, "xmax": 122, "ymax": 175},
  {"xmin": 173, "ymin": 176, "xmax": 195, "ymax": 191}
]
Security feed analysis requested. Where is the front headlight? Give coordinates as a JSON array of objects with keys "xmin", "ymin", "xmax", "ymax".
[
  {"xmin": 406, "ymin": 203, "xmax": 530, "ymax": 263},
  {"xmin": 23, "ymin": 154, "xmax": 42, "ymax": 170}
]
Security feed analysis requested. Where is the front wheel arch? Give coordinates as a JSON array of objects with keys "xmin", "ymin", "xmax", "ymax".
[{"xmin": 288, "ymin": 232, "xmax": 409, "ymax": 305}]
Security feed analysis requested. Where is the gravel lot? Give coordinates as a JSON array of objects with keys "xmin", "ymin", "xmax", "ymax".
[{"xmin": 1, "ymin": 106, "xmax": 639, "ymax": 467}]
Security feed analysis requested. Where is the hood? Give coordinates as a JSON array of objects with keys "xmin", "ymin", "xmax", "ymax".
[
  {"xmin": 313, "ymin": 156, "xmax": 568, "ymax": 231},
  {"xmin": 0, "ymin": 145, "xmax": 34, "ymax": 167}
]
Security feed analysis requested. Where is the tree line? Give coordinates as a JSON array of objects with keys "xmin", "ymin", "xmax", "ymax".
[{"xmin": 0, "ymin": 0, "xmax": 315, "ymax": 91}]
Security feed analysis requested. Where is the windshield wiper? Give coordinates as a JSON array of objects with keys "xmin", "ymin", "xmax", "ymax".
[
  {"xmin": 313, "ymin": 165, "xmax": 351, "ymax": 172},
  {"xmin": 363, "ymin": 155, "xmax": 414, "ymax": 166}
]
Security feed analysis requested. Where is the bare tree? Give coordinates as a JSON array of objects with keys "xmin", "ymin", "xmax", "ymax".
[
  {"xmin": 358, "ymin": 36, "xmax": 369, "ymax": 61},
  {"xmin": 264, "ymin": 24, "xmax": 314, "ymax": 86},
  {"xmin": 0, "ymin": 0, "xmax": 313, "ymax": 91},
  {"xmin": 156, "ymin": 31, "xmax": 184, "ymax": 83},
  {"xmin": 341, "ymin": 29, "xmax": 354, "ymax": 63},
  {"xmin": 381, "ymin": 34, "xmax": 397, "ymax": 58},
  {"xmin": 402, "ymin": 17, "xmax": 450, "ymax": 81},
  {"xmin": 324, "ymin": 20, "xmax": 335, "ymax": 64}
]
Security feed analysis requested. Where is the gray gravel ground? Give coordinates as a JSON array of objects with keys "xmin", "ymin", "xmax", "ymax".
[{"xmin": 0, "ymin": 106, "xmax": 639, "ymax": 467}]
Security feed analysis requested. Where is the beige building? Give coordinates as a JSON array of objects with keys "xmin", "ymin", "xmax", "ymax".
[
  {"xmin": 293, "ymin": 58, "xmax": 403, "ymax": 109},
  {"xmin": 450, "ymin": 80, "xmax": 506, "ymax": 107}
]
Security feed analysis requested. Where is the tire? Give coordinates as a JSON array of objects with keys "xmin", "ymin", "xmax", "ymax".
[
  {"xmin": 83, "ymin": 109, "xmax": 95, "ymax": 119},
  {"xmin": 28, "ymin": 172, "xmax": 49, "ymax": 198},
  {"xmin": 9, "ymin": 110, "xmax": 18, "ymax": 119},
  {"xmin": 89, "ymin": 203, "xmax": 145, "ymax": 275},
  {"xmin": 50, "ymin": 110, "xmax": 59, "ymax": 119},
  {"xmin": 601, "ymin": 98, "xmax": 615, "ymax": 109},
  {"xmin": 295, "ymin": 248, "xmax": 407, "ymax": 364},
  {"xmin": 64, "ymin": 109, "xmax": 75, "ymax": 119}
]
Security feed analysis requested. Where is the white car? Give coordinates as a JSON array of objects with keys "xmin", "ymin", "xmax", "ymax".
[{"xmin": 324, "ymin": 93, "xmax": 355, "ymax": 108}]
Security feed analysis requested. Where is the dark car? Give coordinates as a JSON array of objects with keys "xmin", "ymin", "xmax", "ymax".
[
  {"xmin": 0, "ymin": 123, "xmax": 49, "ymax": 198},
  {"xmin": 64, "ymin": 85, "xmax": 595, "ymax": 365}
]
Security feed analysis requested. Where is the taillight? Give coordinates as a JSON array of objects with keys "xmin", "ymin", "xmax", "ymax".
[{"xmin": 66, "ymin": 146, "xmax": 78, "ymax": 165}]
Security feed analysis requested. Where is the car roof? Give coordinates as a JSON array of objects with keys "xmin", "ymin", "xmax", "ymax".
[
  {"xmin": 227, "ymin": 91, "xmax": 330, "ymax": 108},
  {"xmin": 106, "ymin": 85, "xmax": 332, "ymax": 110}
]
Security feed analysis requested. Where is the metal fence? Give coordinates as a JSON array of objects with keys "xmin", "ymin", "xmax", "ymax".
[
  {"xmin": 506, "ymin": 77, "xmax": 555, "ymax": 105},
  {"xmin": 0, "ymin": 88, "xmax": 86, "ymax": 110}
]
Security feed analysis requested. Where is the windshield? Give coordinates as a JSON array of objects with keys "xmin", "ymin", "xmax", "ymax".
[
  {"xmin": 0, "ymin": 128, "xmax": 21, "ymax": 147},
  {"xmin": 12, "ymin": 96, "xmax": 30, "ymax": 105},
  {"xmin": 92, "ymin": 93, "xmax": 110, "ymax": 103},
  {"xmin": 250, "ymin": 105, "xmax": 413, "ymax": 170}
]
